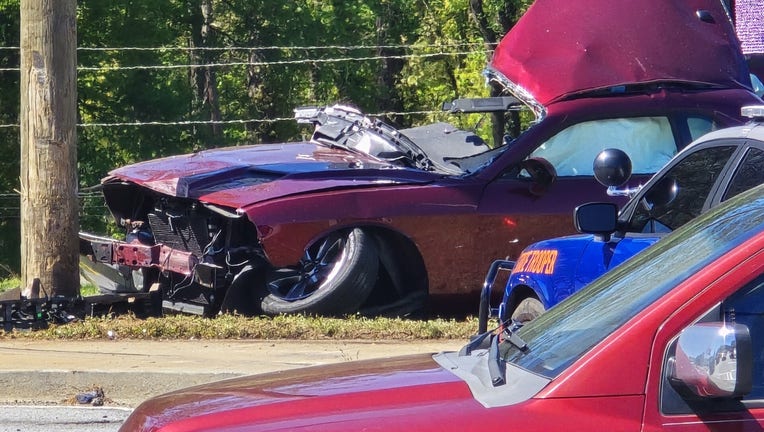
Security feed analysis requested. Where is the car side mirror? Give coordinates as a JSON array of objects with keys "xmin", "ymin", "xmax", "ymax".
[
  {"xmin": 574, "ymin": 202, "xmax": 618, "ymax": 241},
  {"xmin": 520, "ymin": 157, "xmax": 557, "ymax": 196},
  {"xmin": 668, "ymin": 322, "xmax": 752, "ymax": 399}
]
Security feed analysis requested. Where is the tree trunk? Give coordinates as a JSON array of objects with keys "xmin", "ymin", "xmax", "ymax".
[
  {"xmin": 199, "ymin": 0, "xmax": 222, "ymax": 141},
  {"xmin": 19, "ymin": 0, "xmax": 79, "ymax": 298},
  {"xmin": 189, "ymin": 0, "xmax": 223, "ymax": 146},
  {"xmin": 468, "ymin": 0, "xmax": 505, "ymax": 145},
  {"xmin": 469, "ymin": 0, "xmax": 525, "ymax": 144},
  {"xmin": 375, "ymin": 16, "xmax": 406, "ymax": 127}
]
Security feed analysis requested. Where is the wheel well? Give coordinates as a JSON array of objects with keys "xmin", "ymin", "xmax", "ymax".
[
  {"xmin": 360, "ymin": 227, "xmax": 428, "ymax": 315},
  {"xmin": 505, "ymin": 285, "xmax": 539, "ymax": 318}
]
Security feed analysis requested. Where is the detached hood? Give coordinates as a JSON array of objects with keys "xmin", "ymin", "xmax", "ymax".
[
  {"xmin": 490, "ymin": 0, "xmax": 752, "ymax": 106},
  {"xmin": 119, "ymin": 354, "xmax": 477, "ymax": 432},
  {"xmin": 106, "ymin": 142, "xmax": 436, "ymax": 209}
]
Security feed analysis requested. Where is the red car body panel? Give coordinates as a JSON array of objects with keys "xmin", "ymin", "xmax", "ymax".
[
  {"xmin": 107, "ymin": 143, "xmax": 430, "ymax": 202},
  {"xmin": 120, "ymin": 352, "xmax": 647, "ymax": 432},
  {"xmin": 491, "ymin": 0, "xmax": 752, "ymax": 106}
]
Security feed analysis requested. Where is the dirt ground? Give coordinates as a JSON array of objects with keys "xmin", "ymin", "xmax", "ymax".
[{"xmin": 0, "ymin": 338, "xmax": 465, "ymax": 407}]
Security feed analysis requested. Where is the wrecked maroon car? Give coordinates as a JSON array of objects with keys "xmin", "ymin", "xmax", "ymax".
[{"xmin": 80, "ymin": 0, "xmax": 762, "ymax": 317}]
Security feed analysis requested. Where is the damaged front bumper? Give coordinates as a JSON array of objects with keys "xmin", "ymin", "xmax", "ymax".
[
  {"xmin": 79, "ymin": 232, "xmax": 199, "ymax": 277},
  {"xmin": 79, "ymin": 232, "xmax": 226, "ymax": 307}
]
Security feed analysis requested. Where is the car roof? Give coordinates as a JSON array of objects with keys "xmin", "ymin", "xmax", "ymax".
[{"xmin": 489, "ymin": 0, "xmax": 751, "ymax": 107}]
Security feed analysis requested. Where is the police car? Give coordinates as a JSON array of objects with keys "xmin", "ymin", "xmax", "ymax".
[{"xmin": 499, "ymin": 105, "xmax": 764, "ymax": 323}]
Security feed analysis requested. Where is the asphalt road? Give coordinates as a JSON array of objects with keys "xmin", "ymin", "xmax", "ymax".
[{"xmin": 0, "ymin": 405, "xmax": 132, "ymax": 432}]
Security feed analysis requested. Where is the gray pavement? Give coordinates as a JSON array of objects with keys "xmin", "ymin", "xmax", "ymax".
[{"xmin": 0, "ymin": 339, "xmax": 463, "ymax": 407}]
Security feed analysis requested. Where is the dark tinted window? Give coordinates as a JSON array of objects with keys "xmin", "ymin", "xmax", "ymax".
[
  {"xmin": 627, "ymin": 146, "xmax": 736, "ymax": 233},
  {"xmin": 722, "ymin": 275, "xmax": 764, "ymax": 401},
  {"xmin": 723, "ymin": 147, "xmax": 764, "ymax": 201}
]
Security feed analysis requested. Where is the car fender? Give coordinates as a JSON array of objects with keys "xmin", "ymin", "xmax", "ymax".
[
  {"xmin": 504, "ymin": 232, "xmax": 673, "ymax": 317},
  {"xmin": 575, "ymin": 234, "xmax": 664, "ymax": 287},
  {"xmin": 504, "ymin": 235, "xmax": 595, "ymax": 311},
  {"xmin": 240, "ymin": 181, "xmax": 476, "ymax": 268}
]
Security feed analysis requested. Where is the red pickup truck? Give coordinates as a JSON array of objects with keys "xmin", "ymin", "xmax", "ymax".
[{"xmin": 120, "ymin": 183, "xmax": 764, "ymax": 431}]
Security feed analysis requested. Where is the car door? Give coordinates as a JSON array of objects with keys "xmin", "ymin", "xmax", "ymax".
[
  {"xmin": 478, "ymin": 114, "xmax": 704, "ymax": 263},
  {"xmin": 643, "ymin": 251, "xmax": 764, "ymax": 431},
  {"xmin": 576, "ymin": 140, "xmax": 764, "ymax": 292}
]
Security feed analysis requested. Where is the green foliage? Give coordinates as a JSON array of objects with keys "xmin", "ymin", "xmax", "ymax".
[
  {"xmin": 2, "ymin": 313, "xmax": 479, "ymax": 340},
  {"xmin": 0, "ymin": 275, "xmax": 18, "ymax": 292},
  {"xmin": 0, "ymin": 276, "xmax": 98, "ymax": 296},
  {"xmin": 0, "ymin": 0, "xmax": 20, "ymax": 272}
]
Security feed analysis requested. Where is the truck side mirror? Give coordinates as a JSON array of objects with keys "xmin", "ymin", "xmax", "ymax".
[
  {"xmin": 667, "ymin": 322, "xmax": 752, "ymax": 399},
  {"xmin": 574, "ymin": 202, "xmax": 618, "ymax": 241}
]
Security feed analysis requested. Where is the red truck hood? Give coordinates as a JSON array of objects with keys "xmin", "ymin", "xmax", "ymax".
[
  {"xmin": 106, "ymin": 142, "xmax": 435, "ymax": 209},
  {"xmin": 490, "ymin": 0, "xmax": 752, "ymax": 106},
  {"xmin": 119, "ymin": 354, "xmax": 477, "ymax": 432}
]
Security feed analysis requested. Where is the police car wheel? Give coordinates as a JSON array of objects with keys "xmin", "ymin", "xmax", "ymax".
[{"xmin": 511, "ymin": 297, "xmax": 545, "ymax": 323}]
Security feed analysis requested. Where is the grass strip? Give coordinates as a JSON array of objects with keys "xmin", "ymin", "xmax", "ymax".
[{"xmin": 0, "ymin": 313, "xmax": 479, "ymax": 341}]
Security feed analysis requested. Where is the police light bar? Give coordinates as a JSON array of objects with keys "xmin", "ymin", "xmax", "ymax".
[{"xmin": 742, "ymin": 105, "xmax": 764, "ymax": 120}]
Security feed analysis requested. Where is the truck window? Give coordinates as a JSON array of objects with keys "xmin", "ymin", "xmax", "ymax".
[{"xmin": 722, "ymin": 275, "xmax": 764, "ymax": 401}]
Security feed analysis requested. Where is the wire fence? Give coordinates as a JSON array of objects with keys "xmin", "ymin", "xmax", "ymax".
[
  {"xmin": 0, "ymin": 192, "xmax": 108, "ymax": 220},
  {"xmin": 0, "ymin": 42, "xmax": 495, "ymax": 52},
  {"xmin": 0, "ymin": 43, "xmax": 493, "ymax": 72},
  {"xmin": 0, "ymin": 50, "xmax": 489, "ymax": 72},
  {"xmin": 0, "ymin": 44, "xmax": 492, "ymax": 129}
]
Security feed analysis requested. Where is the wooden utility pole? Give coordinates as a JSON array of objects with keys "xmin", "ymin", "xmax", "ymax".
[{"xmin": 19, "ymin": 0, "xmax": 79, "ymax": 298}]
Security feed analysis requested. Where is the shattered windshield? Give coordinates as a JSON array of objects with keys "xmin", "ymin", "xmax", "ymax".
[{"xmin": 500, "ymin": 185, "xmax": 764, "ymax": 379}]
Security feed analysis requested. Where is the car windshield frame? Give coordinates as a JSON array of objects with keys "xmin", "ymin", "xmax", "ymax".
[{"xmin": 502, "ymin": 184, "xmax": 764, "ymax": 378}]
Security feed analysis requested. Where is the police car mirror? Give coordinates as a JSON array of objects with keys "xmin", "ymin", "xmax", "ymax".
[{"xmin": 574, "ymin": 202, "xmax": 618, "ymax": 241}]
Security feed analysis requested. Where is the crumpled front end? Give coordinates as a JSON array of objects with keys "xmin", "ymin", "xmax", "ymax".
[
  {"xmin": 78, "ymin": 134, "xmax": 435, "ymax": 316},
  {"xmin": 80, "ymin": 177, "xmax": 266, "ymax": 315}
]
